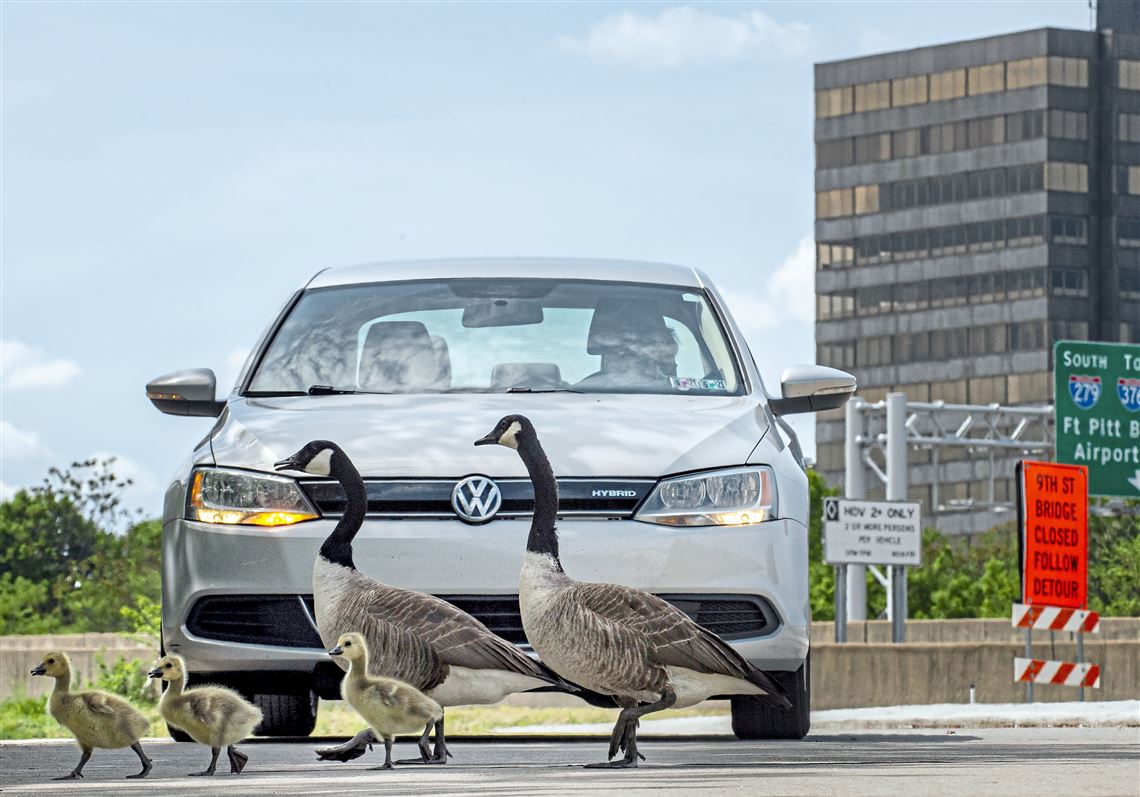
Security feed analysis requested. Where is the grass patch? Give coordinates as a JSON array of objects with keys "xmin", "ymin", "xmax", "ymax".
[
  {"xmin": 313, "ymin": 700, "xmax": 729, "ymax": 737},
  {"xmin": 0, "ymin": 695, "xmax": 166, "ymax": 741}
]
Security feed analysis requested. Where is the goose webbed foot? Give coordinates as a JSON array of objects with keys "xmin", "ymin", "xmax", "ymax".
[
  {"xmin": 396, "ymin": 717, "xmax": 450, "ymax": 764},
  {"xmin": 315, "ymin": 728, "xmax": 377, "ymax": 762},
  {"xmin": 56, "ymin": 748, "xmax": 91, "ymax": 779},
  {"xmin": 227, "ymin": 746, "xmax": 249, "ymax": 774},
  {"xmin": 126, "ymin": 741, "xmax": 152, "ymax": 778},
  {"xmin": 369, "ymin": 738, "xmax": 396, "ymax": 770},
  {"xmin": 190, "ymin": 747, "xmax": 220, "ymax": 776},
  {"xmin": 52, "ymin": 771, "xmax": 83, "ymax": 781}
]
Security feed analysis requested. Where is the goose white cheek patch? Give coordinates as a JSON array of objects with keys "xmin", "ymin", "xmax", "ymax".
[{"xmin": 308, "ymin": 448, "xmax": 334, "ymax": 475}]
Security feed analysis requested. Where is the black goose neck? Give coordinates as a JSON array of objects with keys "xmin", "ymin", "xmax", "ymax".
[
  {"xmin": 319, "ymin": 451, "xmax": 363, "ymax": 569},
  {"xmin": 518, "ymin": 433, "xmax": 561, "ymax": 567}
]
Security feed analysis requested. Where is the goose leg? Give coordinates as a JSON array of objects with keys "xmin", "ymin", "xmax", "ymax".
[
  {"xmin": 53, "ymin": 746, "xmax": 91, "ymax": 780},
  {"xmin": 126, "ymin": 741, "xmax": 152, "ymax": 778},
  {"xmin": 190, "ymin": 746, "xmax": 220, "ymax": 776},
  {"xmin": 585, "ymin": 687, "xmax": 676, "ymax": 769},
  {"xmin": 370, "ymin": 737, "xmax": 395, "ymax": 770},
  {"xmin": 315, "ymin": 727, "xmax": 378, "ymax": 762},
  {"xmin": 227, "ymin": 745, "xmax": 249, "ymax": 774},
  {"xmin": 396, "ymin": 715, "xmax": 451, "ymax": 764}
]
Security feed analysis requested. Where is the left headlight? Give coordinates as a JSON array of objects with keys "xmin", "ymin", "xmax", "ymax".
[
  {"xmin": 188, "ymin": 467, "xmax": 320, "ymax": 526},
  {"xmin": 635, "ymin": 466, "xmax": 776, "ymax": 527}
]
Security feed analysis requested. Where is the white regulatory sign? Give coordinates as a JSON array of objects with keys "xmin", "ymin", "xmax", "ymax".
[{"xmin": 823, "ymin": 498, "xmax": 922, "ymax": 566}]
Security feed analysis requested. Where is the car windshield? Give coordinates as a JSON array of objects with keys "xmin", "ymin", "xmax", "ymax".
[{"xmin": 247, "ymin": 278, "xmax": 744, "ymax": 396}]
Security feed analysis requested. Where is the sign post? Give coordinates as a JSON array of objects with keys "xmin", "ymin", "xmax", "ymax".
[
  {"xmin": 1015, "ymin": 459, "xmax": 1092, "ymax": 701},
  {"xmin": 1054, "ymin": 340, "xmax": 1140, "ymax": 497}
]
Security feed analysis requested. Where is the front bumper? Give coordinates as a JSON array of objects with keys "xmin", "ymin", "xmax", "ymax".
[{"xmin": 162, "ymin": 515, "xmax": 811, "ymax": 678}]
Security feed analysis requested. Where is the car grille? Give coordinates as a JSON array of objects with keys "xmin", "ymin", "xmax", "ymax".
[
  {"xmin": 298, "ymin": 478, "xmax": 655, "ymax": 520},
  {"xmin": 185, "ymin": 593, "xmax": 778, "ymax": 648}
]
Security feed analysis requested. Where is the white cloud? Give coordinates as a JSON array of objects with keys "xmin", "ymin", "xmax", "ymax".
[
  {"xmin": 558, "ymin": 6, "xmax": 810, "ymax": 69},
  {"xmin": 0, "ymin": 420, "xmax": 52, "ymax": 460},
  {"xmin": 770, "ymin": 235, "xmax": 816, "ymax": 324},
  {"xmin": 217, "ymin": 348, "xmax": 251, "ymax": 396},
  {"xmin": 0, "ymin": 339, "xmax": 80, "ymax": 390}
]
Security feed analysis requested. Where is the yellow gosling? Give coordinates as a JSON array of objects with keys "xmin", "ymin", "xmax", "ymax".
[
  {"xmin": 329, "ymin": 632, "xmax": 444, "ymax": 769},
  {"xmin": 149, "ymin": 655, "xmax": 263, "ymax": 776},
  {"xmin": 30, "ymin": 651, "xmax": 152, "ymax": 780}
]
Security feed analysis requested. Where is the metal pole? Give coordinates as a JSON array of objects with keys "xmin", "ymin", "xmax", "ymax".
[
  {"xmin": 845, "ymin": 399, "xmax": 867, "ymax": 626},
  {"xmin": 835, "ymin": 564, "xmax": 847, "ymax": 643},
  {"xmin": 886, "ymin": 392, "xmax": 908, "ymax": 644},
  {"xmin": 1076, "ymin": 630, "xmax": 1085, "ymax": 702},
  {"xmin": 1025, "ymin": 624, "xmax": 1034, "ymax": 703}
]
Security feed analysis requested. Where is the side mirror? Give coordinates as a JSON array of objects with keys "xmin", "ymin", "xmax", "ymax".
[
  {"xmin": 769, "ymin": 364, "xmax": 857, "ymax": 416},
  {"xmin": 146, "ymin": 369, "xmax": 225, "ymax": 417}
]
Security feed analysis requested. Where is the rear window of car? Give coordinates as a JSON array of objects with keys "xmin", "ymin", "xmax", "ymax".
[{"xmin": 246, "ymin": 278, "xmax": 745, "ymax": 396}]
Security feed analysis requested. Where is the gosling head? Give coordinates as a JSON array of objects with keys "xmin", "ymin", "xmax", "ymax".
[
  {"xmin": 274, "ymin": 440, "xmax": 340, "ymax": 476},
  {"xmin": 30, "ymin": 651, "xmax": 69, "ymax": 678},
  {"xmin": 147, "ymin": 655, "xmax": 186, "ymax": 682},
  {"xmin": 328, "ymin": 632, "xmax": 368, "ymax": 665},
  {"xmin": 474, "ymin": 415, "xmax": 534, "ymax": 450}
]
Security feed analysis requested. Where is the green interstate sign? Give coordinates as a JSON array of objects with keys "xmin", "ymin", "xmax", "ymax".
[{"xmin": 1054, "ymin": 340, "xmax": 1140, "ymax": 497}]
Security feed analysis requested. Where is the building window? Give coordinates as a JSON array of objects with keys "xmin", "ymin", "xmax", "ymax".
[
  {"xmin": 1044, "ymin": 162, "xmax": 1089, "ymax": 192},
  {"xmin": 856, "ymin": 336, "xmax": 893, "ymax": 367},
  {"xmin": 1127, "ymin": 166, "xmax": 1140, "ymax": 195},
  {"xmin": 1048, "ymin": 110, "xmax": 1088, "ymax": 140},
  {"xmin": 817, "ymin": 291, "xmax": 855, "ymax": 320},
  {"xmin": 1051, "ymin": 268, "xmax": 1089, "ymax": 296},
  {"xmin": 1119, "ymin": 112, "xmax": 1140, "ymax": 142},
  {"xmin": 1050, "ymin": 215, "xmax": 1088, "ymax": 244},
  {"xmin": 1052, "ymin": 320, "xmax": 1090, "ymax": 341},
  {"xmin": 854, "ymin": 80, "xmax": 891, "ymax": 112},
  {"xmin": 816, "ymin": 188, "xmax": 853, "ymax": 218},
  {"xmin": 1120, "ymin": 217, "xmax": 1140, "ymax": 246},
  {"xmin": 854, "ymin": 184, "xmax": 879, "ymax": 215},
  {"xmin": 1007, "ymin": 56, "xmax": 1047, "ymax": 89},
  {"xmin": 1048, "ymin": 56, "xmax": 1088, "ymax": 87},
  {"xmin": 1007, "ymin": 109, "xmax": 1046, "ymax": 142},
  {"xmin": 1009, "ymin": 320, "xmax": 1047, "ymax": 351},
  {"xmin": 930, "ymin": 68, "xmax": 966, "ymax": 101},
  {"xmin": 891, "ymin": 74, "xmax": 928, "ymax": 106},
  {"xmin": 817, "ymin": 138, "xmax": 854, "ymax": 169},
  {"xmin": 817, "ymin": 241, "xmax": 854, "ymax": 269},
  {"xmin": 853, "ymin": 132, "xmax": 891, "ymax": 164},
  {"xmin": 891, "ymin": 128, "xmax": 921, "ymax": 158},
  {"xmin": 1119, "ymin": 59, "xmax": 1140, "ymax": 90},
  {"xmin": 856, "ymin": 285, "xmax": 892, "ymax": 316},
  {"xmin": 815, "ymin": 86, "xmax": 853, "ymax": 117},
  {"xmin": 1121, "ymin": 270, "xmax": 1140, "ymax": 297},
  {"xmin": 968, "ymin": 62, "xmax": 1005, "ymax": 95}
]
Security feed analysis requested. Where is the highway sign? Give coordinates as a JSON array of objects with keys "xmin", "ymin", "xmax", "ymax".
[
  {"xmin": 1016, "ymin": 460, "xmax": 1088, "ymax": 609},
  {"xmin": 823, "ymin": 498, "xmax": 922, "ymax": 566},
  {"xmin": 1054, "ymin": 340, "xmax": 1140, "ymax": 497}
]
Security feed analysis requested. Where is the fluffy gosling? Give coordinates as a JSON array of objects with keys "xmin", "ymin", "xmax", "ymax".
[
  {"xmin": 30, "ymin": 651, "xmax": 152, "ymax": 780},
  {"xmin": 329, "ymin": 632, "xmax": 444, "ymax": 770},
  {"xmin": 149, "ymin": 655, "xmax": 263, "ymax": 776}
]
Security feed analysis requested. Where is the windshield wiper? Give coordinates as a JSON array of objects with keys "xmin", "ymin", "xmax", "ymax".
[
  {"xmin": 307, "ymin": 385, "xmax": 360, "ymax": 395},
  {"xmin": 505, "ymin": 387, "xmax": 584, "ymax": 394}
]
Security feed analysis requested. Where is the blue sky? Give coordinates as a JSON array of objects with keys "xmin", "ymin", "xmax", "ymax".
[{"xmin": 2, "ymin": 1, "xmax": 1089, "ymax": 518}]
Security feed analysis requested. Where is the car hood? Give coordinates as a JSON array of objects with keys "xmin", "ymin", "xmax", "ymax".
[{"xmin": 211, "ymin": 393, "xmax": 772, "ymax": 478}]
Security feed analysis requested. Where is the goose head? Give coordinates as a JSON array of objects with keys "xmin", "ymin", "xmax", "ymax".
[
  {"xmin": 328, "ymin": 632, "xmax": 369, "ymax": 664},
  {"xmin": 148, "ymin": 654, "xmax": 186, "ymax": 682},
  {"xmin": 273, "ymin": 440, "xmax": 340, "ymax": 476},
  {"xmin": 474, "ymin": 414, "xmax": 534, "ymax": 450},
  {"xmin": 30, "ymin": 651, "xmax": 69, "ymax": 678}
]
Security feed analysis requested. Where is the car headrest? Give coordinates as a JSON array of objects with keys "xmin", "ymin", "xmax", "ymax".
[
  {"xmin": 490, "ymin": 362, "xmax": 563, "ymax": 390},
  {"xmin": 359, "ymin": 321, "xmax": 450, "ymax": 392},
  {"xmin": 586, "ymin": 299, "xmax": 673, "ymax": 356}
]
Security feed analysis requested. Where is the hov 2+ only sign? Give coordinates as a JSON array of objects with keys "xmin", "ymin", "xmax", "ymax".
[
  {"xmin": 823, "ymin": 498, "xmax": 922, "ymax": 566},
  {"xmin": 1054, "ymin": 340, "xmax": 1140, "ymax": 497}
]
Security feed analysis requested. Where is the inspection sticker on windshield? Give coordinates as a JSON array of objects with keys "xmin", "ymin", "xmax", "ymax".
[{"xmin": 671, "ymin": 377, "xmax": 726, "ymax": 391}]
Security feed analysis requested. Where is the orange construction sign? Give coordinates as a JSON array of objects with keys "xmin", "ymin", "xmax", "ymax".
[{"xmin": 1017, "ymin": 460, "xmax": 1089, "ymax": 609}]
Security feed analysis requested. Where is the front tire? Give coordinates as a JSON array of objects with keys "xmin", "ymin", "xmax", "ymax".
[
  {"xmin": 731, "ymin": 657, "xmax": 810, "ymax": 740},
  {"xmin": 252, "ymin": 691, "xmax": 318, "ymax": 737}
]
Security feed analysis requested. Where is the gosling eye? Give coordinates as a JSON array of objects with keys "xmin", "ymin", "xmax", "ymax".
[
  {"xmin": 164, "ymin": 663, "xmax": 172, "ymax": 669},
  {"xmin": 344, "ymin": 641, "xmax": 352, "ymax": 647},
  {"xmin": 47, "ymin": 658, "xmax": 55, "ymax": 665}
]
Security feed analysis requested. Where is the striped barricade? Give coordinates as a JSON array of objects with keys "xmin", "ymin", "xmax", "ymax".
[
  {"xmin": 1014, "ymin": 657, "xmax": 1101, "ymax": 688},
  {"xmin": 1011, "ymin": 603, "xmax": 1100, "ymax": 633}
]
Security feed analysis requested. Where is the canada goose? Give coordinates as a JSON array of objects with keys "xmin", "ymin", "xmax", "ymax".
[
  {"xmin": 475, "ymin": 414, "xmax": 792, "ymax": 768},
  {"xmin": 274, "ymin": 440, "xmax": 575, "ymax": 764},
  {"xmin": 148, "ymin": 655, "xmax": 262, "ymax": 776},
  {"xmin": 329, "ymin": 632, "xmax": 444, "ymax": 769},
  {"xmin": 30, "ymin": 652, "xmax": 152, "ymax": 780}
]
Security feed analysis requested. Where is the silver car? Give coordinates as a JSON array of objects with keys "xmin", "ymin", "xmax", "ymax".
[{"xmin": 148, "ymin": 258, "xmax": 854, "ymax": 739}]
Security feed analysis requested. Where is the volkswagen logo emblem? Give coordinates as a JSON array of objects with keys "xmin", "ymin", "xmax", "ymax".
[{"xmin": 451, "ymin": 475, "xmax": 502, "ymax": 524}]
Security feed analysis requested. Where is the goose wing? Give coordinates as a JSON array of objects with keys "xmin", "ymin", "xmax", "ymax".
[
  {"xmin": 79, "ymin": 691, "xmax": 132, "ymax": 716},
  {"xmin": 363, "ymin": 585, "xmax": 553, "ymax": 681},
  {"xmin": 182, "ymin": 690, "xmax": 233, "ymax": 726},
  {"xmin": 563, "ymin": 582, "xmax": 790, "ymax": 703},
  {"xmin": 358, "ymin": 679, "xmax": 401, "ymax": 708}
]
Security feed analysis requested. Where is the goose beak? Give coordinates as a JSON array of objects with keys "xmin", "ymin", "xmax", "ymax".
[
  {"xmin": 273, "ymin": 456, "xmax": 299, "ymax": 472},
  {"xmin": 30, "ymin": 664, "xmax": 46, "ymax": 676},
  {"xmin": 147, "ymin": 667, "xmax": 163, "ymax": 679},
  {"xmin": 328, "ymin": 646, "xmax": 343, "ymax": 657},
  {"xmin": 473, "ymin": 432, "xmax": 497, "ymax": 447}
]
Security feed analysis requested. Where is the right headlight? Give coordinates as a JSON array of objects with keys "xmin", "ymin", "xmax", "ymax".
[
  {"xmin": 635, "ymin": 466, "xmax": 776, "ymax": 527},
  {"xmin": 187, "ymin": 467, "xmax": 320, "ymax": 526}
]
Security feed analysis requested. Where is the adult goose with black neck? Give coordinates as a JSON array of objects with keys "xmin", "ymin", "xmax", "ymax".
[
  {"xmin": 274, "ymin": 439, "xmax": 570, "ymax": 764},
  {"xmin": 475, "ymin": 414, "xmax": 792, "ymax": 768}
]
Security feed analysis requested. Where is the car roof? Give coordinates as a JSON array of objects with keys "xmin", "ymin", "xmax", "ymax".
[{"xmin": 306, "ymin": 257, "xmax": 708, "ymax": 290}]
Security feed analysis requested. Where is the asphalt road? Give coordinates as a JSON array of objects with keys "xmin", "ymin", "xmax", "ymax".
[{"xmin": 1, "ymin": 729, "xmax": 1137, "ymax": 797}]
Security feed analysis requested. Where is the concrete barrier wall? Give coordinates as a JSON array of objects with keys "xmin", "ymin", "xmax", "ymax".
[{"xmin": 0, "ymin": 634, "xmax": 156, "ymax": 701}]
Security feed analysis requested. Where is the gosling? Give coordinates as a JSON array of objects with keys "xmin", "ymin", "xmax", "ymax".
[
  {"xmin": 30, "ymin": 651, "xmax": 152, "ymax": 780},
  {"xmin": 149, "ymin": 655, "xmax": 262, "ymax": 776},
  {"xmin": 330, "ymin": 632, "xmax": 444, "ymax": 770}
]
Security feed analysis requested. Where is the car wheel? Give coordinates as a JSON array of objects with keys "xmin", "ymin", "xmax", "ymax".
[
  {"xmin": 252, "ymin": 691, "xmax": 319, "ymax": 737},
  {"xmin": 730, "ymin": 656, "xmax": 810, "ymax": 740}
]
